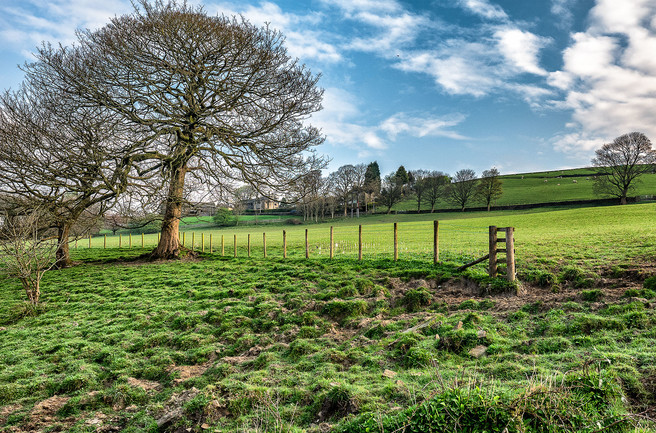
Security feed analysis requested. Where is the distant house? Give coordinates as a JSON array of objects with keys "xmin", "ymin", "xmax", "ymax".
[
  {"xmin": 241, "ymin": 197, "xmax": 279, "ymax": 211},
  {"xmin": 184, "ymin": 202, "xmax": 217, "ymax": 217}
]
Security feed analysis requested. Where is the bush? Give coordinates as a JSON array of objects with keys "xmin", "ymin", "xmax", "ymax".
[
  {"xmin": 212, "ymin": 208, "xmax": 236, "ymax": 226},
  {"xmin": 643, "ymin": 275, "xmax": 656, "ymax": 291},
  {"xmin": 403, "ymin": 288, "xmax": 432, "ymax": 312},
  {"xmin": 581, "ymin": 289, "xmax": 603, "ymax": 302}
]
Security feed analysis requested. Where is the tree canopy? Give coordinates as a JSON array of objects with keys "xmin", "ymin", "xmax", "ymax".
[
  {"xmin": 26, "ymin": 0, "xmax": 325, "ymax": 258},
  {"xmin": 592, "ymin": 132, "xmax": 656, "ymax": 205}
]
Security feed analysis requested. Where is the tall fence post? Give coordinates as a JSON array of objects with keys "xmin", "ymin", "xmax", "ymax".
[
  {"xmin": 201, "ymin": 233, "xmax": 205, "ymax": 252},
  {"xmin": 505, "ymin": 227, "xmax": 515, "ymax": 282},
  {"xmin": 221, "ymin": 235, "xmax": 224, "ymax": 256},
  {"xmin": 141, "ymin": 233, "xmax": 145, "ymax": 248},
  {"xmin": 329, "ymin": 226, "xmax": 334, "ymax": 259},
  {"xmin": 192, "ymin": 232, "xmax": 195, "ymax": 252},
  {"xmin": 263, "ymin": 233, "xmax": 267, "ymax": 258},
  {"xmin": 119, "ymin": 234, "xmax": 122, "ymax": 248},
  {"xmin": 234, "ymin": 234, "xmax": 237, "ymax": 258},
  {"xmin": 247, "ymin": 234, "xmax": 251, "ymax": 257},
  {"xmin": 104, "ymin": 234, "xmax": 107, "ymax": 249},
  {"xmin": 209, "ymin": 234, "xmax": 213, "ymax": 253},
  {"xmin": 283, "ymin": 230, "xmax": 287, "ymax": 258},
  {"xmin": 393, "ymin": 223, "xmax": 398, "ymax": 261},
  {"xmin": 489, "ymin": 226, "xmax": 498, "ymax": 278},
  {"xmin": 305, "ymin": 229, "xmax": 309, "ymax": 259},
  {"xmin": 129, "ymin": 233, "xmax": 132, "ymax": 249},
  {"xmin": 89, "ymin": 233, "xmax": 92, "ymax": 248},
  {"xmin": 358, "ymin": 225, "xmax": 362, "ymax": 261},
  {"xmin": 433, "ymin": 220, "xmax": 439, "ymax": 264},
  {"xmin": 182, "ymin": 232, "xmax": 186, "ymax": 248}
]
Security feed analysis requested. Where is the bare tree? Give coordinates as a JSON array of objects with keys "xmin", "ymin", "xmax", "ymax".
[
  {"xmin": 446, "ymin": 169, "xmax": 478, "ymax": 211},
  {"xmin": 379, "ymin": 173, "xmax": 405, "ymax": 214},
  {"xmin": 330, "ymin": 165, "xmax": 357, "ymax": 217},
  {"xmin": 592, "ymin": 132, "xmax": 656, "ymax": 205},
  {"xmin": 422, "ymin": 171, "xmax": 450, "ymax": 213},
  {"xmin": 476, "ymin": 168, "xmax": 503, "ymax": 211},
  {"xmin": 0, "ymin": 84, "xmax": 140, "ymax": 267},
  {"xmin": 351, "ymin": 164, "xmax": 367, "ymax": 218},
  {"xmin": 28, "ymin": 1, "xmax": 325, "ymax": 258},
  {"xmin": 0, "ymin": 210, "xmax": 62, "ymax": 306},
  {"xmin": 409, "ymin": 169, "xmax": 431, "ymax": 212}
]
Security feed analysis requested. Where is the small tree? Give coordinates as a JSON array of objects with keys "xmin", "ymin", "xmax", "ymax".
[
  {"xmin": 476, "ymin": 168, "xmax": 503, "ymax": 211},
  {"xmin": 447, "ymin": 169, "xmax": 478, "ymax": 211},
  {"xmin": 592, "ymin": 132, "xmax": 656, "ymax": 205},
  {"xmin": 422, "ymin": 171, "xmax": 450, "ymax": 213},
  {"xmin": 0, "ymin": 210, "xmax": 61, "ymax": 306},
  {"xmin": 212, "ymin": 208, "xmax": 235, "ymax": 227},
  {"xmin": 363, "ymin": 161, "xmax": 381, "ymax": 213},
  {"xmin": 409, "ymin": 169, "xmax": 431, "ymax": 212},
  {"xmin": 379, "ymin": 173, "xmax": 405, "ymax": 214}
]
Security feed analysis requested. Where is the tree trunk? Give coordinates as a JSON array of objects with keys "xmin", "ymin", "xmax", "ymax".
[
  {"xmin": 55, "ymin": 223, "xmax": 73, "ymax": 268},
  {"xmin": 152, "ymin": 163, "xmax": 186, "ymax": 259}
]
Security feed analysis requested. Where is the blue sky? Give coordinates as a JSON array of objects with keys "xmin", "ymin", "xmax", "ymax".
[{"xmin": 1, "ymin": 0, "xmax": 655, "ymax": 178}]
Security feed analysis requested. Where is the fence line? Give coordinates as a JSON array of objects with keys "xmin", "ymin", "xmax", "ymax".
[{"xmin": 70, "ymin": 221, "xmax": 510, "ymax": 277}]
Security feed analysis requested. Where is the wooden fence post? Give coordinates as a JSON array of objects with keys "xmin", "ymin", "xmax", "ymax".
[
  {"xmin": 358, "ymin": 225, "xmax": 362, "ymax": 261},
  {"xmin": 141, "ymin": 233, "xmax": 144, "ymax": 248},
  {"xmin": 119, "ymin": 234, "xmax": 122, "ymax": 248},
  {"xmin": 89, "ymin": 234, "xmax": 92, "ymax": 248},
  {"xmin": 283, "ymin": 230, "xmax": 287, "ymax": 258},
  {"xmin": 104, "ymin": 234, "xmax": 107, "ymax": 249},
  {"xmin": 201, "ymin": 233, "xmax": 205, "ymax": 252},
  {"xmin": 221, "ymin": 235, "xmax": 224, "ymax": 256},
  {"xmin": 192, "ymin": 232, "xmax": 195, "ymax": 252},
  {"xmin": 329, "ymin": 226, "xmax": 334, "ymax": 259},
  {"xmin": 182, "ymin": 232, "xmax": 186, "ymax": 248},
  {"xmin": 489, "ymin": 226, "xmax": 498, "ymax": 278},
  {"xmin": 210, "ymin": 234, "xmax": 213, "ymax": 253},
  {"xmin": 305, "ymin": 229, "xmax": 309, "ymax": 259},
  {"xmin": 433, "ymin": 220, "xmax": 439, "ymax": 264},
  {"xmin": 75, "ymin": 238, "xmax": 78, "ymax": 249},
  {"xmin": 263, "ymin": 233, "xmax": 267, "ymax": 258},
  {"xmin": 129, "ymin": 233, "xmax": 132, "ymax": 249},
  {"xmin": 506, "ymin": 227, "xmax": 515, "ymax": 282},
  {"xmin": 234, "ymin": 234, "xmax": 237, "ymax": 258},
  {"xmin": 393, "ymin": 223, "xmax": 398, "ymax": 261},
  {"xmin": 247, "ymin": 234, "xmax": 251, "ymax": 257}
]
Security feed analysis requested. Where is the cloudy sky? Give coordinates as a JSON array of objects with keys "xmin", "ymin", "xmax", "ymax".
[{"xmin": 1, "ymin": 0, "xmax": 655, "ymax": 177}]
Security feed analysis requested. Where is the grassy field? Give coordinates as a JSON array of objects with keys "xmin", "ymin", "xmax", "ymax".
[
  {"xmin": 86, "ymin": 204, "xmax": 656, "ymax": 272},
  {"xmin": 1, "ymin": 204, "xmax": 656, "ymax": 432},
  {"xmin": 392, "ymin": 167, "xmax": 656, "ymax": 211}
]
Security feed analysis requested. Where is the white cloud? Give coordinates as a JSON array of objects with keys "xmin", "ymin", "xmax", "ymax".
[
  {"xmin": 208, "ymin": 1, "xmax": 342, "ymax": 63},
  {"xmin": 0, "ymin": 0, "xmax": 132, "ymax": 52},
  {"xmin": 312, "ymin": 88, "xmax": 467, "ymax": 153},
  {"xmin": 550, "ymin": 0, "xmax": 575, "ymax": 28},
  {"xmin": 549, "ymin": 0, "xmax": 656, "ymax": 154},
  {"xmin": 379, "ymin": 113, "xmax": 468, "ymax": 140},
  {"xmin": 458, "ymin": 0, "xmax": 508, "ymax": 20},
  {"xmin": 494, "ymin": 28, "xmax": 550, "ymax": 75}
]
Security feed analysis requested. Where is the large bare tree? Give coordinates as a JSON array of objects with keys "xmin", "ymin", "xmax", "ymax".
[
  {"xmin": 28, "ymin": 0, "xmax": 325, "ymax": 258},
  {"xmin": 592, "ymin": 132, "xmax": 656, "ymax": 205},
  {"xmin": 0, "ymin": 85, "xmax": 140, "ymax": 267}
]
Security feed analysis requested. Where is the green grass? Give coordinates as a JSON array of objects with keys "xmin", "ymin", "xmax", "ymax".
[
  {"xmin": 392, "ymin": 167, "xmax": 656, "ymax": 211},
  {"xmin": 83, "ymin": 203, "xmax": 656, "ymax": 273},
  {"xmin": 2, "ymin": 204, "xmax": 656, "ymax": 431}
]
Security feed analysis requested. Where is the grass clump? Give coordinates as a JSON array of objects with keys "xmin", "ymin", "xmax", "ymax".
[{"xmin": 403, "ymin": 288, "xmax": 432, "ymax": 312}]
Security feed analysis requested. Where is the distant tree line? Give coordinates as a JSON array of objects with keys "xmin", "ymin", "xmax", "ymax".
[{"xmin": 282, "ymin": 162, "xmax": 504, "ymax": 219}]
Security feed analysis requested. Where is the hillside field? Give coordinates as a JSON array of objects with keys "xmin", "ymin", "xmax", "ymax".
[
  {"xmin": 1, "ymin": 204, "xmax": 656, "ymax": 432},
  {"xmin": 391, "ymin": 167, "xmax": 656, "ymax": 211}
]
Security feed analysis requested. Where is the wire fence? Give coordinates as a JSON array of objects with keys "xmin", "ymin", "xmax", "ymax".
[{"xmin": 72, "ymin": 221, "xmax": 492, "ymax": 264}]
